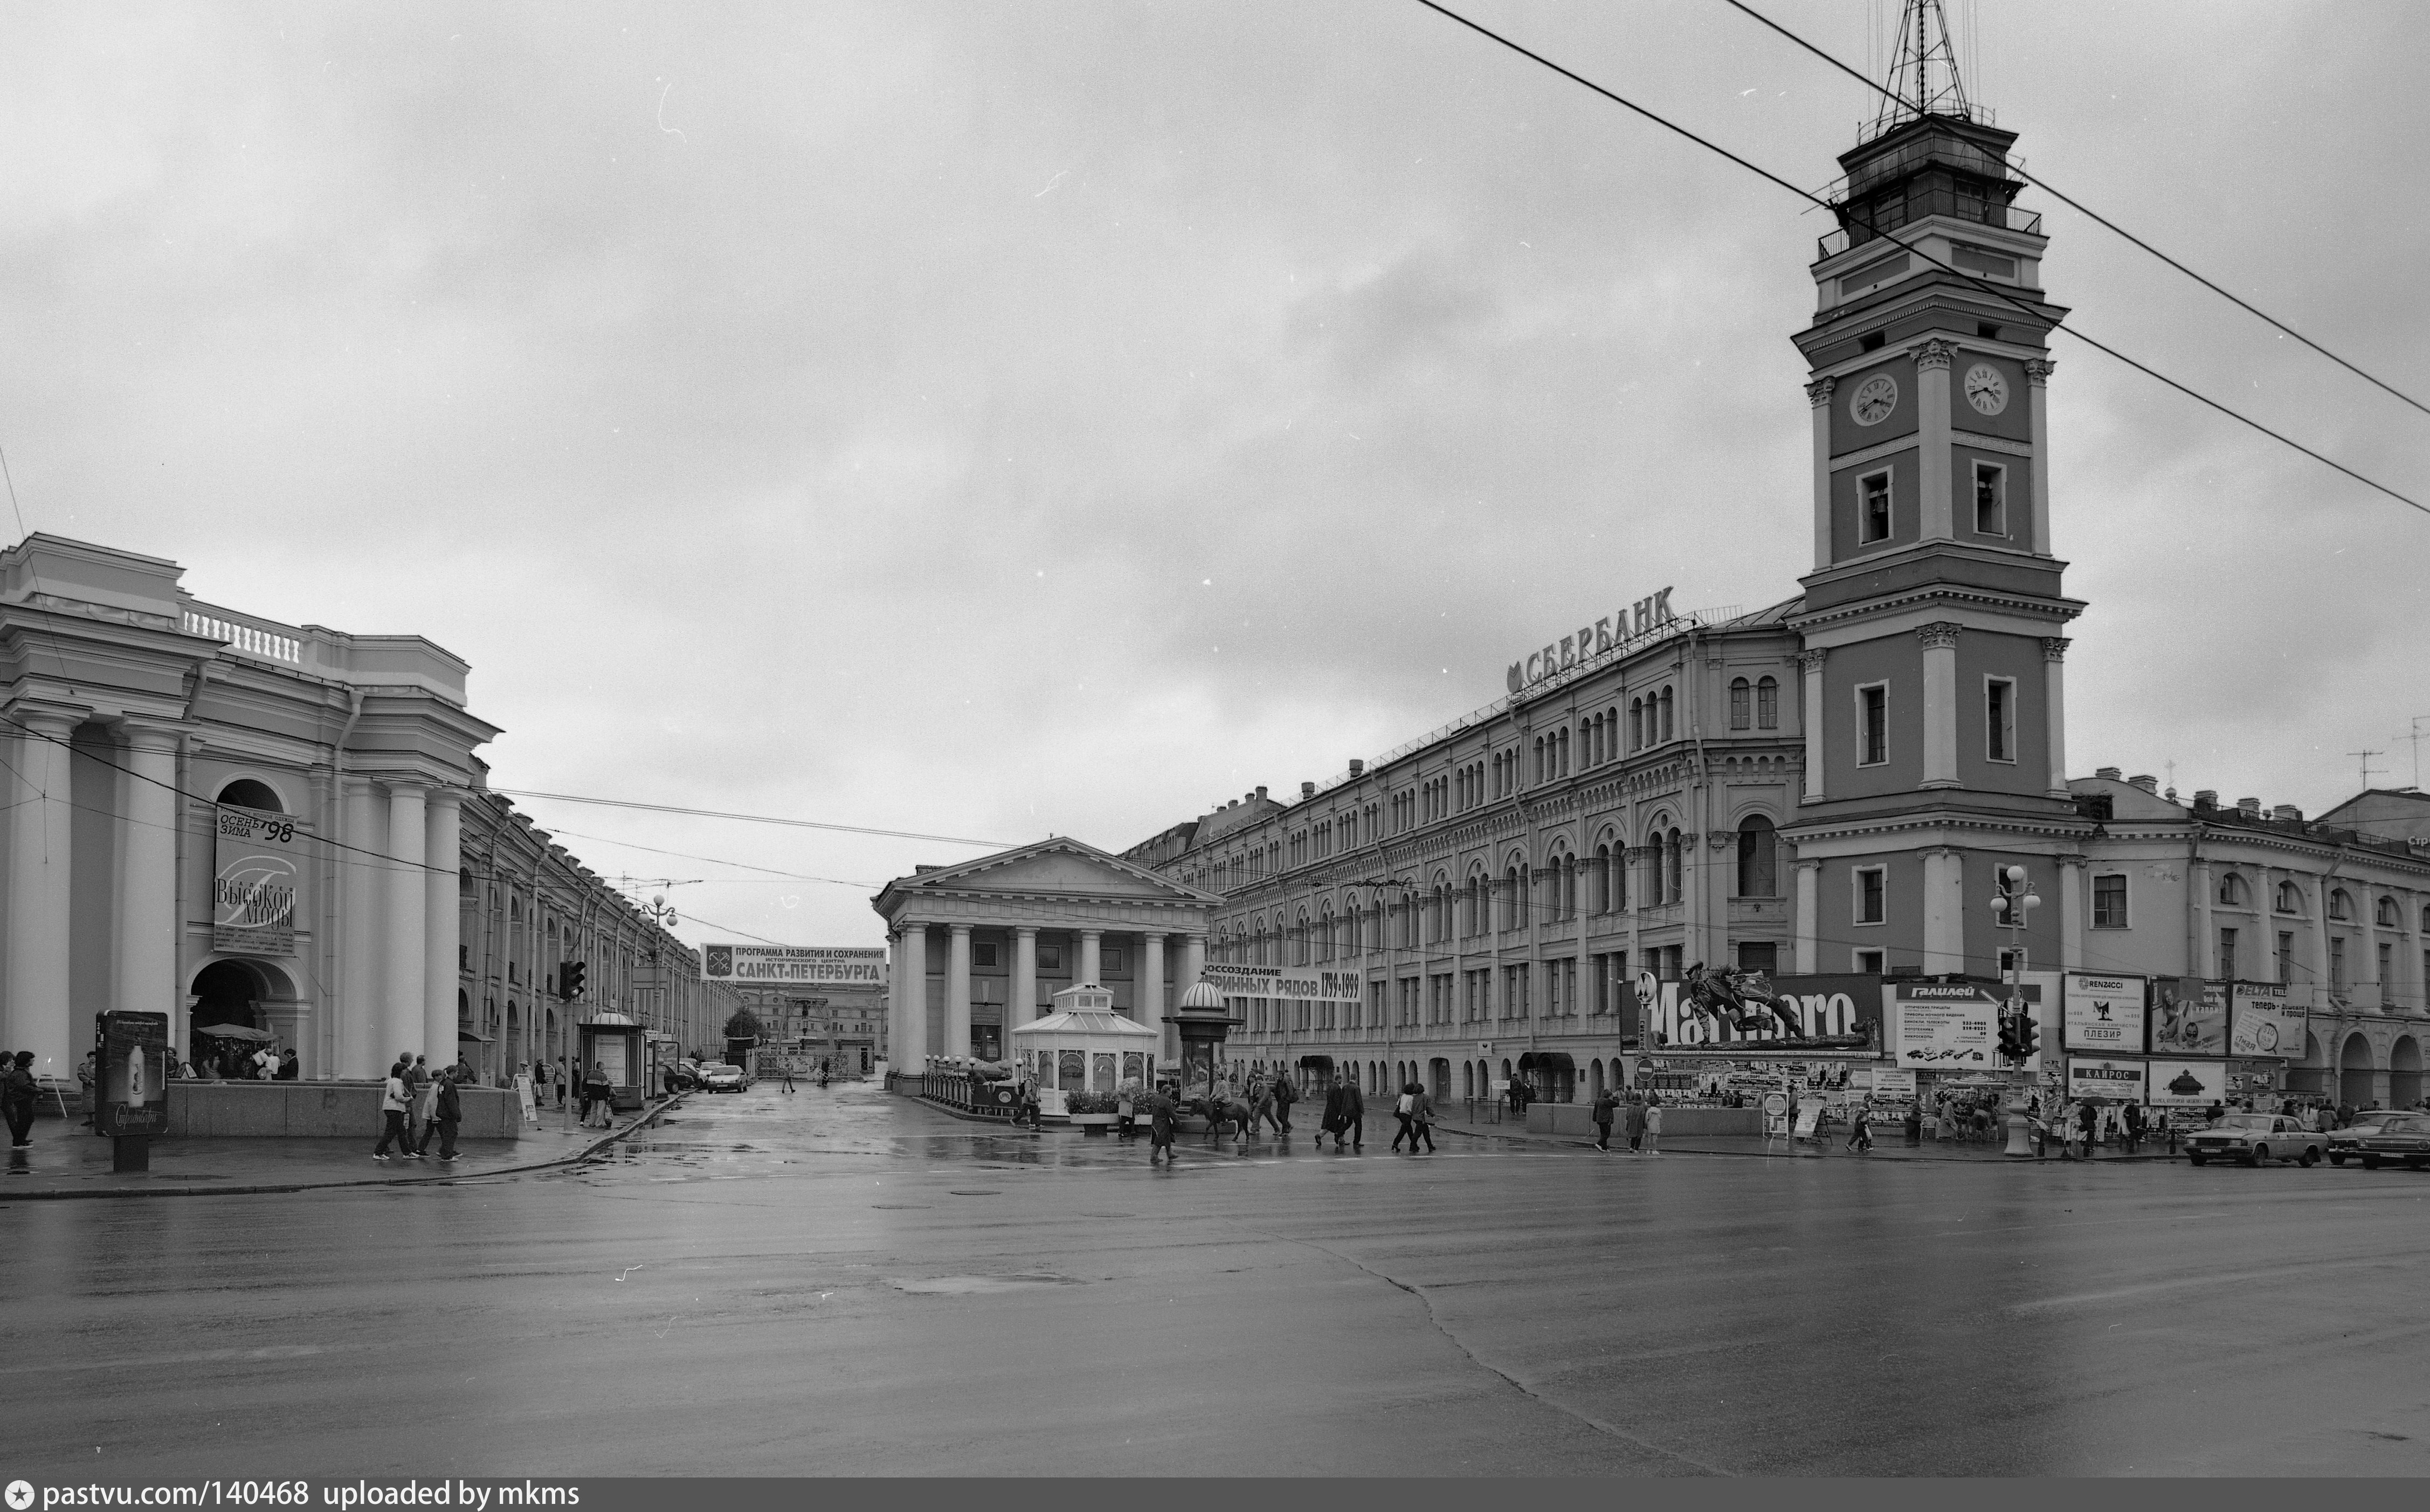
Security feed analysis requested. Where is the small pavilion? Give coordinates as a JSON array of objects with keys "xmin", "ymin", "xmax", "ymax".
[{"xmin": 1010, "ymin": 983, "xmax": 1161, "ymax": 1115}]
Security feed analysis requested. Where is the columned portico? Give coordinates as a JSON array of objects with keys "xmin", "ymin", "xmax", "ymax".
[
  {"xmin": 5, "ymin": 708, "xmax": 81, "ymax": 1071},
  {"xmin": 1138, "ymin": 933, "xmax": 1167, "ymax": 1039},
  {"xmin": 947, "ymin": 923, "xmax": 974, "ymax": 1057},
  {"xmin": 1012, "ymin": 927, "xmax": 1039, "ymax": 1024},
  {"xmin": 893, "ymin": 924, "xmax": 928, "ymax": 1066}
]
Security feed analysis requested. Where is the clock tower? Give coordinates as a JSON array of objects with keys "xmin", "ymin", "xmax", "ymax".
[{"xmin": 1779, "ymin": 9, "xmax": 2091, "ymax": 982}]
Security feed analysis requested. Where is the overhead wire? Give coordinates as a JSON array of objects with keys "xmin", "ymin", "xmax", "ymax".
[
  {"xmin": 492, "ymin": 787, "xmax": 1016, "ymax": 849},
  {"xmin": 1717, "ymin": 0, "xmax": 2430, "ymax": 422},
  {"xmin": 1410, "ymin": 0, "xmax": 2429, "ymax": 517}
]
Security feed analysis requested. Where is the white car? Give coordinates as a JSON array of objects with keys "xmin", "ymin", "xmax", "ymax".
[
  {"xmin": 698, "ymin": 1063, "xmax": 745, "ymax": 1093},
  {"xmin": 2184, "ymin": 1113, "xmax": 2324, "ymax": 1168}
]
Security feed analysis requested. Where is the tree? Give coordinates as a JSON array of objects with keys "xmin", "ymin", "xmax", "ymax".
[{"xmin": 722, "ymin": 1008, "xmax": 764, "ymax": 1042}]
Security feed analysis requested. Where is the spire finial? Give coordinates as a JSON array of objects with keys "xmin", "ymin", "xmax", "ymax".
[{"xmin": 1871, "ymin": 0, "xmax": 1973, "ymax": 137}]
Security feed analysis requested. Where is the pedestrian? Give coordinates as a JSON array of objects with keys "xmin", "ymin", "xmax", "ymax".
[
  {"xmin": 779, "ymin": 1060, "xmax": 796, "ymax": 1094},
  {"xmin": 2122, "ymin": 1102, "xmax": 2144, "ymax": 1154},
  {"xmin": 1410, "ymin": 1082, "xmax": 1437, "ymax": 1153},
  {"xmin": 1626, "ymin": 1093, "xmax": 1645, "ymax": 1153},
  {"xmin": 556, "ymin": 1056, "xmax": 570, "ymax": 1108},
  {"xmin": 2076, "ymin": 1098, "xmax": 2099, "ymax": 1159},
  {"xmin": 1641, "ymin": 1096, "xmax": 1663, "ymax": 1156},
  {"xmin": 1321, "ymin": 1076, "xmax": 1347, "ymax": 1147},
  {"xmin": 430, "ymin": 1067, "xmax": 464, "ymax": 1162},
  {"xmin": 1591, "ymin": 1087, "xmax": 1617, "ymax": 1151},
  {"xmin": 373, "ymin": 1059, "xmax": 415, "ymax": 1160},
  {"xmin": 1845, "ymin": 1102, "xmax": 1873, "ymax": 1154},
  {"xmin": 582, "ymin": 1060, "xmax": 612, "ymax": 1128},
  {"xmin": 1020, "ymin": 1078, "xmax": 1042, "ymax": 1131},
  {"xmin": 1391, "ymin": 1082, "xmax": 1419, "ymax": 1152},
  {"xmin": 406, "ymin": 1054, "xmax": 435, "ymax": 1154},
  {"xmin": 1147, "ymin": 1082, "xmax": 1177, "ymax": 1164},
  {"xmin": 1273, "ymin": 1069, "xmax": 1298, "ymax": 1134},
  {"xmin": 275, "ymin": 1048, "xmax": 300, "ymax": 1081},
  {"xmin": 3, "ymin": 1050, "xmax": 39, "ymax": 1149},
  {"xmin": 75, "ymin": 1052, "xmax": 96, "ymax": 1128},
  {"xmin": 1902, "ymin": 1101, "xmax": 1922, "ymax": 1146},
  {"xmin": 1252, "ymin": 1076, "xmax": 1282, "ymax": 1136},
  {"xmin": 1339, "ymin": 1073, "xmax": 1363, "ymax": 1151}
]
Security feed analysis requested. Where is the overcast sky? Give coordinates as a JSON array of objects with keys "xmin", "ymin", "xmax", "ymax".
[{"xmin": 4, "ymin": 1, "xmax": 2425, "ymax": 950}]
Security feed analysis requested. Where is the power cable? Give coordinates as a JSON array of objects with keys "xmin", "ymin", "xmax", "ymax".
[
  {"xmin": 531, "ymin": 819, "xmax": 882, "ymax": 890},
  {"xmin": 491, "ymin": 787, "xmax": 1016, "ymax": 849},
  {"xmin": 1410, "ymin": 0, "xmax": 2429, "ymax": 517},
  {"xmin": 1717, "ymin": 0, "xmax": 2430, "ymax": 421}
]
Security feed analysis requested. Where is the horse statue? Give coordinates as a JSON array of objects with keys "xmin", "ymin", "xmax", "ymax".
[{"xmin": 1682, "ymin": 962, "xmax": 1793, "ymax": 1037}]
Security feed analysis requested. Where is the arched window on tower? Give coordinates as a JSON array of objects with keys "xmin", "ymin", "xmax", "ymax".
[
  {"xmin": 1630, "ymin": 698, "xmax": 1644, "ymax": 752},
  {"xmin": 1660, "ymin": 687, "xmax": 1676, "ymax": 743},
  {"xmin": 1730, "ymin": 678, "xmax": 1752, "ymax": 730},
  {"xmin": 1666, "ymin": 827, "xmax": 1683, "ymax": 901},
  {"xmin": 1756, "ymin": 675, "xmax": 1780, "ymax": 729},
  {"xmin": 1736, "ymin": 816, "xmax": 1778, "ymax": 898}
]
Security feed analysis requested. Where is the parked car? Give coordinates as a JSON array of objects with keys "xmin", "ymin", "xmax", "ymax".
[
  {"xmin": 2328, "ymin": 1110, "xmax": 2412, "ymax": 1165},
  {"xmin": 2185, "ymin": 1113, "xmax": 2324, "ymax": 1167},
  {"xmin": 2349, "ymin": 1114, "xmax": 2430, "ymax": 1170},
  {"xmin": 698, "ymin": 1063, "xmax": 745, "ymax": 1093}
]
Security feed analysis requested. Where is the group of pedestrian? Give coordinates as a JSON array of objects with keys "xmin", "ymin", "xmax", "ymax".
[
  {"xmin": 1587, "ymin": 1089, "xmax": 1663, "ymax": 1154},
  {"xmin": 1320, "ymin": 1074, "xmax": 1364, "ymax": 1150},
  {"xmin": 372, "ymin": 1051, "xmax": 466, "ymax": 1162}
]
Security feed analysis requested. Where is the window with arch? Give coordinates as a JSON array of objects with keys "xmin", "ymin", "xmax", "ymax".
[
  {"xmin": 214, "ymin": 778, "xmax": 284, "ymax": 811},
  {"xmin": 1645, "ymin": 825, "xmax": 1670, "ymax": 907},
  {"xmin": 1756, "ymin": 675, "xmax": 1779, "ymax": 729},
  {"xmin": 2329, "ymin": 889, "xmax": 2352, "ymax": 922},
  {"xmin": 2277, "ymin": 881, "xmax": 2302, "ymax": 915},
  {"xmin": 2215, "ymin": 872, "xmax": 2248, "ymax": 907},
  {"xmin": 1630, "ymin": 698, "xmax": 1645, "ymax": 752},
  {"xmin": 1464, "ymin": 873, "xmax": 1487, "ymax": 937},
  {"xmin": 1505, "ymin": 862, "xmax": 1527, "ymax": 929},
  {"xmin": 1729, "ymin": 678, "xmax": 1752, "ymax": 730},
  {"xmin": 1660, "ymin": 686, "xmax": 1675, "ymax": 743},
  {"xmin": 1736, "ymin": 816, "xmax": 1778, "ymax": 898},
  {"xmin": 1666, "ymin": 828, "xmax": 1683, "ymax": 901},
  {"xmin": 1593, "ymin": 840, "xmax": 1614, "ymax": 913},
  {"xmin": 2375, "ymin": 896, "xmax": 2400, "ymax": 928}
]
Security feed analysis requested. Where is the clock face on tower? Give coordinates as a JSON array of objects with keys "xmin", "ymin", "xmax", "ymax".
[
  {"xmin": 1849, "ymin": 374, "xmax": 1899, "ymax": 426},
  {"xmin": 1964, "ymin": 363, "xmax": 2009, "ymax": 416}
]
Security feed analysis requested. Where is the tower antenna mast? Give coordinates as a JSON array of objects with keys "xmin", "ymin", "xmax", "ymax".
[{"xmin": 1872, "ymin": 0, "xmax": 1975, "ymax": 138}]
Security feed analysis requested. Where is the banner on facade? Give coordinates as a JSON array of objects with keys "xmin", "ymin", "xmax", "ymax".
[
  {"xmin": 700, "ymin": 944, "xmax": 889, "ymax": 986},
  {"xmin": 1891, "ymin": 982, "xmax": 2042, "ymax": 1069},
  {"xmin": 2067, "ymin": 1057, "xmax": 2149, "ymax": 1104},
  {"xmin": 2227, "ymin": 981, "xmax": 2305, "ymax": 1059},
  {"xmin": 2148, "ymin": 977, "xmax": 2226, "ymax": 1056},
  {"xmin": 1200, "ymin": 963, "xmax": 1363, "ymax": 1003},
  {"xmin": 2062, "ymin": 972, "xmax": 2148, "ymax": 1055},
  {"xmin": 212, "ymin": 804, "xmax": 301, "ymax": 956},
  {"xmin": 1634, "ymin": 972, "xmax": 1884, "ymax": 1053},
  {"xmin": 2147, "ymin": 1058, "xmax": 2233, "ymax": 1108}
]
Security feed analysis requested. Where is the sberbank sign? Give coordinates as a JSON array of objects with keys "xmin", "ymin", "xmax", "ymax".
[{"xmin": 1506, "ymin": 588, "xmax": 1677, "ymax": 693}]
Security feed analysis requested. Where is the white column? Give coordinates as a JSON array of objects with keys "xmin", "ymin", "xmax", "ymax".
[
  {"xmin": 2025, "ymin": 358, "xmax": 2055, "ymax": 556},
  {"xmin": 1079, "ymin": 928, "xmax": 1102, "ymax": 985},
  {"xmin": 2191, "ymin": 858, "xmax": 2214, "ymax": 983},
  {"xmin": 1139, "ymin": 931, "xmax": 1166, "ymax": 1027},
  {"xmin": 2059, "ymin": 855, "xmax": 2086, "ymax": 971},
  {"xmin": 423, "ymin": 790, "xmax": 462, "ymax": 1068},
  {"xmin": 341, "ymin": 781, "xmax": 384, "ymax": 1079},
  {"xmin": 114, "ymin": 725, "xmax": 182, "ymax": 1025},
  {"xmin": 1793, "ymin": 859, "xmax": 1820, "ymax": 974},
  {"xmin": 945, "ymin": 923, "xmax": 972, "ymax": 1058},
  {"xmin": 2041, "ymin": 637, "xmax": 2070, "ymax": 798},
  {"xmin": 1807, "ymin": 376, "xmax": 1836, "ymax": 570},
  {"xmin": 386, "ymin": 783, "xmax": 429, "ymax": 1065},
  {"xmin": 1916, "ymin": 339, "xmax": 1956, "ymax": 540},
  {"xmin": 1800, "ymin": 650, "xmax": 1827, "ymax": 803},
  {"xmin": 893, "ymin": 924, "xmax": 928, "ymax": 1067},
  {"xmin": 1919, "ymin": 622, "xmax": 1961, "ymax": 789},
  {"xmin": 1012, "ymin": 927, "xmax": 1038, "ymax": 1023},
  {"xmin": 5, "ymin": 710, "xmax": 79, "ymax": 1074},
  {"xmin": 1922, "ymin": 848, "xmax": 1965, "ymax": 975}
]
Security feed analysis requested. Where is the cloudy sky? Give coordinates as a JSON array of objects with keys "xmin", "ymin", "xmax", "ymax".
[{"xmin": 4, "ymin": 1, "xmax": 2425, "ymax": 949}]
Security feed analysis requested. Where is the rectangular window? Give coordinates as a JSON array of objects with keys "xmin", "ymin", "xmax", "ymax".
[
  {"xmin": 1860, "ymin": 471, "xmax": 1893, "ymax": 543},
  {"xmin": 1738, "ymin": 941, "xmax": 1778, "ymax": 975},
  {"xmin": 1986, "ymin": 677, "xmax": 2015, "ymax": 763},
  {"xmin": 2330, "ymin": 936, "xmax": 2347, "ymax": 992},
  {"xmin": 1854, "ymin": 948, "xmax": 1885, "ymax": 975},
  {"xmin": 1104, "ymin": 948, "xmax": 1126, "ymax": 973},
  {"xmin": 1858, "ymin": 683, "xmax": 1889, "ymax": 766},
  {"xmin": 1038, "ymin": 945, "xmax": 1063, "ymax": 971},
  {"xmin": 2376, "ymin": 942, "xmax": 2392, "ymax": 997},
  {"xmin": 1997, "ymin": 948, "xmax": 2021, "ymax": 977},
  {"xmin": 2217, "ymin": 927, "xmax": 2238, "ymax": 982},
  {"xmin": 1973, "ymin": 462, "xmax": 2007, "ymax": 536},
  {"xmin": 2093, "ymin": 874, "xmax": 2128, "ymax": 928},
  {"xmin": 2276, "ymin": 932, "xmax": 2293, "ymax": 985},
  {"xmin": 974, "ymin": 943, "xmax": 999, "ymax": 968},
  {"xmin": 1856, "ymin": 866, "xmax": 1886, "ymax": 925},
  {"xmin": 1756, "ymin": 677, "xmax": 1779, "ymax": 730},
  {"xmin": 1730, "ymin": 680, "xmax": 1751, "ymax": 730}
]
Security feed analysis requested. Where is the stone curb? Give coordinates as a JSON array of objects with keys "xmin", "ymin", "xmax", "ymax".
[{"xmin": 1, "ymin": 1093, "xmax": 692, "ymax": 1203}]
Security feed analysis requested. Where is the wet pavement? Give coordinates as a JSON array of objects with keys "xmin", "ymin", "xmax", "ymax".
[{"xmin": 7, "ymin": 1080, "xmax": 2429, "ymax": 1478}]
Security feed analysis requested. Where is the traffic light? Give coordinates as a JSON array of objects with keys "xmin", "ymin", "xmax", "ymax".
[
  {"xmin": 2014, "ymin": 1014, "xmax": 2039, "ymax": 1061},
  {"xmin": 1997, "ymin": 1016, "xmax": 2022, "ymax": 1061},
  {"xmin": 561, "ymin": 960, "xmax": 587, "ymax": 1002}
]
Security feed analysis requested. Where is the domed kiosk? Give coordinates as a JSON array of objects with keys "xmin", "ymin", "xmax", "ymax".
[{"xmin": 1010, "ymin": 982, "xmax": 1160, "ymax": 1119}]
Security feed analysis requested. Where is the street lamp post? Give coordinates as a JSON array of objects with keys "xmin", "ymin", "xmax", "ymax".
[{"xmin": 1989, "ymin": 865, "xmax": 2041, "ymax": 1157}]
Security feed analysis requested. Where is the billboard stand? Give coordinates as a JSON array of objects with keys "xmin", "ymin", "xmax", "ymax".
[{"xmin": 95, "ymin": 1011, "xmax": 171, "ymax": 1172}]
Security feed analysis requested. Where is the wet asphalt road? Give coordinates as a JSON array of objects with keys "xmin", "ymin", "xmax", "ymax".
[{"xmin": 8, "ymin": 1081, "xmax": 2430, "ymax": 1478}]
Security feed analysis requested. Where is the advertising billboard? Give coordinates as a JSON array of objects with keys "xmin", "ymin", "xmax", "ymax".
[
  {"xmin": 2227, "ymin": 981, "xmax": 2305, "ymax": 1059},
  {"xmin": 1200, "ymin": 963, "xmax": 1363, "ymax": 1003},
  {"xmin": 2062, "ymin": 972, "xmax": 2147, "ymax": 1055},
  {"xmin": 1635, "ymin": 972, "xmax": 1884, "ymax": 1053},
  {"xmin": 94, "ymin": 1011, "xmax": 171, "ymax": 1138},
  {"xmin": 2067, "ymin": 1057, "xmax": 2149, "ymax": 1104},
  {"xmin": 701, "ymin": 945, "xmax": 888, "ymax": 987},
  {"xmin": 213, "ymin": 804, "xmax": 302, "ymax": 957},
  {"xmin": 2148, "ymin": 977, "xmax": 2226, "ymax": 1056},
  {"xmin": 2146, "ymin": 1058, "xmax": 2234, "ymax": 1109},
  {"xmin": 1890, "ymin": 982, "xmax": 2042, "ymax": 1070}
]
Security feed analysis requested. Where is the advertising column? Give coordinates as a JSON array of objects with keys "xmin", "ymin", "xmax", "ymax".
[{"xmin": 2061, "ymin": 971, "xmax": 2149, "ymax": 1111}]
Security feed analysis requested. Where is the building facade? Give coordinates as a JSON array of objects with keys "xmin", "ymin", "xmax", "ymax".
[{"xmin": 1, "ymin": 533, "xmax": 738, "ymax": 1085}]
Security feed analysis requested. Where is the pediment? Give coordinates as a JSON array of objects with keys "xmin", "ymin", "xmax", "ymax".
[{"xmin": 878, "ymin": 836, "xmax": 1219, "ymax": 912}]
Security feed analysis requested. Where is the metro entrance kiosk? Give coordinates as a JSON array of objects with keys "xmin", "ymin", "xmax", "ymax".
[{"xmin": 577, "ymin": 1011, "xmax": 646, "ymax": 1114}]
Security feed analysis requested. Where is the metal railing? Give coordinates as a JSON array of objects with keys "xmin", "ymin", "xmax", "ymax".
[{"xmin": 1818, "ymin": 204, "xmax": 2044, "ymax": 263}]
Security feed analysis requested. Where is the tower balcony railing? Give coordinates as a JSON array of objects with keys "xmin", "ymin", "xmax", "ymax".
[{"xmin": 1817, "ymin": 204, "xmax": 2043, "ymax": 263}]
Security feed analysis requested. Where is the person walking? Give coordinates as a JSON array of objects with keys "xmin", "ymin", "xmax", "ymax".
[
  {"xmin": 1410, "ymin": 1082, "xmax": 1437, "ymax": 1153},
  {"xmin": 1902, "ymin": 1101, "xmax": 1922, "ymax": 1147},
  {"xmin": 1845, "ymin": 1102, "xmax": 1873, "ymax": 1155},
  {"xmin": 2076, "ymin": 1098, "xmax": 2100, "ymax": 1160},
  {"xmin": 373, "ymin": 1060, "xmax": 415, "ymax": 1161},
  {"xmin": 779, "ymin": 1060, "xmax": 796, "ymax": 1094},
  {"xmin": 430, "ymin": 1067, "xmax": 464, "ymax": 1162},
  {"xmin": 2122, "ymin": 1101, "xmax": 2144, "ymax": 1154},
  {"xmin": 582, "ymin": 1060, "xmax": 612, "ymax": 1128},
  {"xmin": 1338, "ymin": 1074, "xmax": 1364, "ymax": 1151},
  {"xmin": 1273, "ymin": 1069, "xmax": 1298, "ymax": 1134},
  {"xmin": 1391, "ymin": 1082, "xmax": 1419, "ymax": 1152},
  {"xmin": 3, "ymin": 1050, "xmax": 39, "ymax": 1149},
  {"xmin": 556, "ymin": 1056, "xmax": 570, "ymax": 1108},
  {"xmin": 1147, "ymin": 1082, "xmax": 1178, "ymax": 1164},
  {"xmin": 1625, "ymin": 1093, "xmax": 1645, "ymax": 1154},
  {"xmin": 1019, "ymin": 1078, "xmax": 1042, "ymax": 1131},
  {"xmin": 403, "ymin": 1054, "xmax": 435, "ymax": 1154},
  {"xmin": 1321, "ymin": 1076, "xmax": 1347, "ymax": 1148},
  {"xmin": 1591, "ymin": 1087, "xmax": 1617, "ymax": 1151},
  {"xmin": 1251, "ymin": 1075, "xmax": 1281, "ymax": 1137},
  {"xmin": 1641, "ymin": 1096, "xmax": 1664, "ymax": 1156}
]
